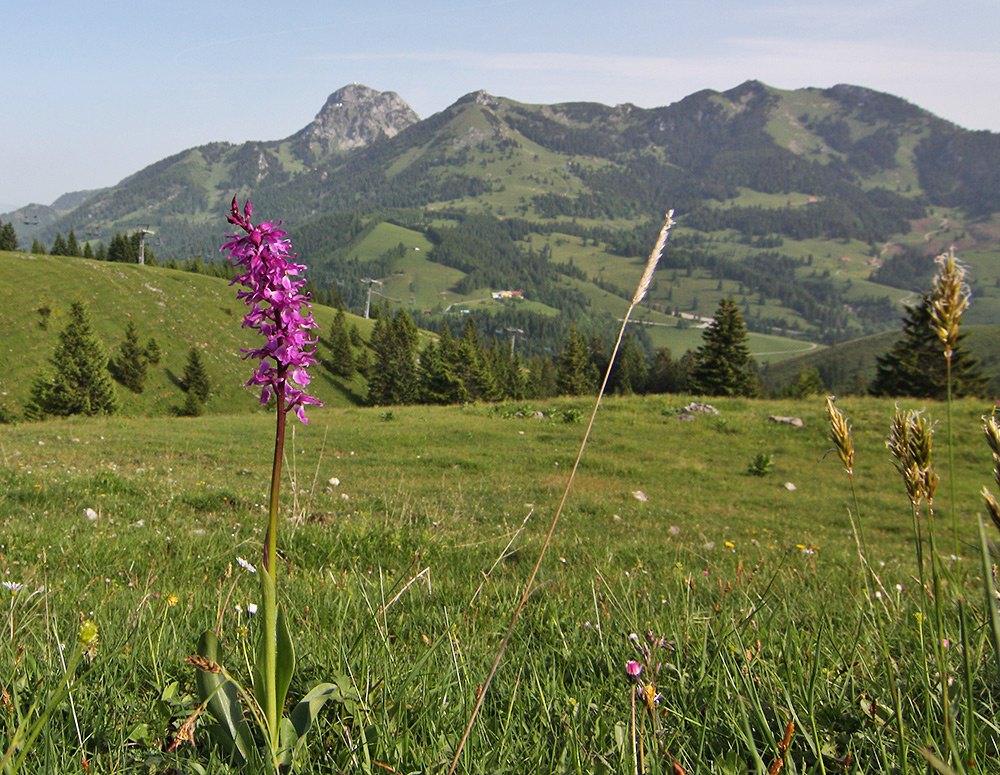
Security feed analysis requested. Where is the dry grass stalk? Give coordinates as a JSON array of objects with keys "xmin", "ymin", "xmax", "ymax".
[
  {"xmin": 767, "ymin": 720, "xmax": 795, "ymax": 775},
  {"xmin": 446, "ymin": 210, "xmax": 676, "ymax": 775},
  {"xmin": 631, "ymin": 210, "xmax": 675, "ymax": 306},
  {"xmin": 167, "ymin": 703, "xmax": 205, "ymax": 751},
  {"xmin": 929, "ymin": 247, "xmax": 970, "ymax": 360}
]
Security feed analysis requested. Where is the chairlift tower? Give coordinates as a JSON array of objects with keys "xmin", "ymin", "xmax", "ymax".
[
  {"xmin": 360, "ymin": 277, "xmax": 383, "ymax": 319},
  {"xmin": 137, "ymin": 227, "xmax": 156, "ymax": 265},
  {"xmin": 497, "ymin": 327, "xmax": 526, "ymax": 354}
]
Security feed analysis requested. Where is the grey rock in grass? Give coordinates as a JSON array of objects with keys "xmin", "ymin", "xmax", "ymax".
[{"xmin": 769, "ymin": 415, "xmax": 804, "ymax": 428}]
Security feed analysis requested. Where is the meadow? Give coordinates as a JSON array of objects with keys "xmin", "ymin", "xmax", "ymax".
[{"xmin": 3, "ymin": 393, "xmax": 999, "ymax": 773}]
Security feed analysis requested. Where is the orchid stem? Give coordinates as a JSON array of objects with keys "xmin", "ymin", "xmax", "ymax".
[{"xmin": 262, "ymin": 377, "xmax": 287, "ymax": 755}]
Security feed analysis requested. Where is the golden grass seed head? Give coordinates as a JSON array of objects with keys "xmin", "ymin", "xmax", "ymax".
[
  {"xmin": 983, "ymin": 413, "xmax": 1000, "ymax": 458},
  {"xmin": 930, "ymin": 247, "xmax": 970, "ymax": 359},
  {"xmin": 825, "ymin": 396, "xmax": 854, "ymax": 474},
  {"xmin": 887, "ymin": 406, "xmax": 937, "ymax": 508},
  {"xmin": 631, "ymin": 210, "xmax": 675, "ymax": 307},
  {"xmin": 983, "ymin": 487, "xmax": 1000, "ymax": 535}
]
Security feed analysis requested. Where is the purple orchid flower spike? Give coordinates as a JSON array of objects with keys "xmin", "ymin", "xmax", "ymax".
[{"xmin": 222, "ymin": 196, "xmax": 322, "ymax": 423}]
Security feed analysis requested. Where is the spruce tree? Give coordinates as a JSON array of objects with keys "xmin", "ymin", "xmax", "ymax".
[
  {"xmin": 145, "ymin": 337, "xmax": 162, "ymax": 365},
  {"xmin": 0, "ymin": 221, "xmax": 17, "ymax": 251},
  {"xmin": 66, "ymin": 229, "xmax": 80, "ymax": 257},
  {"xmin": 51, "ymin": 233, "xmax": 68, "ymax": 256},
  {"xmin": 556, "ymin": 325, "xmax": 596, "ymax": 396},
  {"xmin": 328, "ymin": 308, "xmax": 355, "ymax": 377},
  {"xmin": 42, "ymin": 301, "xmax": 119, "ymax": 416},
  {"xmin": 492, "ymin": 342, "xmax": 527, "ymax": 401},
  {"xmin": 110, "ymin": 321, "xmax": 148, "ymax": 393},
  {"xmin": 182, "ymin": 347, "xmax": 211, "ymax": 403},
  {"xmin": 688, "ymin": 298, "xmax": 758, "ymax": 397},
  {"xmin": 527, "ymin": 355, "xmax": 558, "ymax": 399},
  {"xmin": 610, "ymin": 334, "xmax": 648, "ymax": 396},
  {"xmin": 870, "ymin": 294, "xmax": 987, "ymax": 399},
  {"xmin": 418, "ymin": 339, "xmax": 468, "ymax": 404},
  {"xmin": 367, "ymin": 310, "xmax": 419, "ymax": 405},
  {"xmin": 647, "ymin": 347, "xmax": 689, "ymax": 394}
]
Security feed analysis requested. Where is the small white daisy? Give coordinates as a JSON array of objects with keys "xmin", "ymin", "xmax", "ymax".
[{"xmin": 236, "ymin": 557, "xmax": 257, "ymax": 574}]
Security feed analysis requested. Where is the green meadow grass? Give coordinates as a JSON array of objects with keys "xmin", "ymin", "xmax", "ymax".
[
  {"xmin": 3, "ymin": 394, "xmax": 999, "ymax": 773},
  {"xmin": 0, "ymin": 252, "xmax": 373, "ymax": 417}
]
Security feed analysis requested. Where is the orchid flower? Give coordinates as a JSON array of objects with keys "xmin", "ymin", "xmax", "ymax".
[{"xmin": 222, "ymin": 196, "xmax": 322, "ymax": 423}]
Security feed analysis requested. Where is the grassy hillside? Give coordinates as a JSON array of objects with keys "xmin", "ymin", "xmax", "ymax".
[
  {"xmin": 0, "ymin": 251, "xmax": 377, "ymax": 418},
  {"xmin": 762, "ymin": 323, "xmax": 1000, "ymax": 395}
]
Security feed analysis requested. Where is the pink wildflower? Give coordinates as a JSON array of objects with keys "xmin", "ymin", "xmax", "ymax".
[
  {"xmin": 222, "ymin": 197, "xmax": 322, "ymax": 423},
  {"xmin": 626, "ymin": 660, "xmax": 643, "ymax": 677}
]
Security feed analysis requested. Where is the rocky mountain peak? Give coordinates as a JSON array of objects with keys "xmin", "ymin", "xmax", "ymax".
[{"xmin": 295, "ymin": 84, "xmax": 420, "ymax": 151}]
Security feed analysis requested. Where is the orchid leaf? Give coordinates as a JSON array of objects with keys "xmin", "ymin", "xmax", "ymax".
[
  {"xmin": 290, "ymin": 681, "xmax": 347, "ymax": 740},
  {"xmin": 194, "ymin": 630, "xmax": 254, "ymax": 762},
  {"xmin": 277, "ymin": 716, "xmax": 299, "ymax": 770},
  {"xmin": 275, "ymin": 605, "xmax": 296, "ymax": 716}
]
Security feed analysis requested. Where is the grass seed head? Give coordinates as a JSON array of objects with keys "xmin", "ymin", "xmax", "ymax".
[
  {"xmin": 929, "ymin": 247, "xmax": 970, "ymax": 360},
  {"xmin": 887, "ymin": 406, "xmax": 938, "ymax": 508},
  {"xmin": 184, "ymin": 655, "xmax": 223, "ymax": 673},
  {"xmin": 825, "ymin": 396, "xmax": 854, "ymax": 475},
  {"xmin": 982, "ymin": 487, "xmax": 1000, "ymax": 535},
  {"xmin": 982, "ymin": 413, "xmax": 1000, "ymax": 534},
  {"xmin": 631, "ymin": 210, "xmax": 675, "ymax": 306},
  {"xmin": 983, "ymin": 413, "xmax": 1000, "ymax": 459}
]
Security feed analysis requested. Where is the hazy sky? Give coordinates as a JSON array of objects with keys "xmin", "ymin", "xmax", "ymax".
[{"xmin": 3, "ymin": 0, "xmax": 998, "ymax": 212}]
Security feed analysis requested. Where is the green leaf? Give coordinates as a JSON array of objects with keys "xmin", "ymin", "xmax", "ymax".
[
  {"xmin": 275, "ymin": 605, "xmax": 296, "ymax": 716},
  {"xmin": 278, "ymin": 716, "xmax": 299, "ymax": 770},
  {"xmin": 290, "ymin": 681, "xmax": 346, "ymax": 740},
  {"xmin": 194, "ymin": 630, "xmax": 254, "ymax": 762}
]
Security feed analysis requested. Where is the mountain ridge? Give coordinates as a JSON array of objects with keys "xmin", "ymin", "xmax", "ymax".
[{"xmin": 5, "ymin": 80, "xmax": 999, "ymax": 364}]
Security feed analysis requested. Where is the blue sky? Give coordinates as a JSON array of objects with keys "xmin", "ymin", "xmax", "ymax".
[{"xmin": 3, "ymin": 0, "xmax": 998, "ymax": 211}]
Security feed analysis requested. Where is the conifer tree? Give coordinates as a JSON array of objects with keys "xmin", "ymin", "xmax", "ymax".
[
  {"xmin": 367, "ymin": 310, "xmax": 419, "ymax": 405},
  {"xmin": 0, "ymin": 221, "xmax": 17, "ymax": 251},
  {"xmin": 328, "ymin": 308, "xmax": 355, "ymax": 377},
  {"xmin": 51, "ymin": 233, "xmax": 68, "ymax": 256},
  {"xmin": 492, "ymin": 342, "xmax": 527, "ymax": 400},
  {"xmin": 455, "ymin": 317, "xmax": 485, "ymax": 399},
  {"xmin": 689, "ymin": 298, "xmax": 757, "ymax": 397},
  {"xmin": 870, "ymin": 294, "xmax": 987, "ymax": 399},
  {"xmin": 418, "ymin": 339, "xmax": 468, "ymax": 404},
  {"xmin": 110, "ymin": 321, "xmax": 148, "ymax": 393},
  {"xmin": 647, "ymin": 346, "xmax": 690, "ymax": 394},
  {"xmin": 31, "ymin": 239, "xmax": 47, "ymax": 255},
  {"xmin": 108, "ymin": 233, "xmax": 130, "ymax": 263},
  {"xmin": 182, "ymin": 347, "xmax": 211, "ymax": 403},
  {"xmin": 610, "ymin": 334, "xmax": 648, "ymax": 395},
  {"xmin": 527, "ymin": 355, "xmax": 558, "ymax": 399},
  {"xmin": 145, "ymin": 337, "xmax": 162, "ymax": 365},
  {"xmin": 36, "ymin": 301, "xmax": 119, "ymax": 417},
  {"xmin": 66, "ymin": 229, "xmax": 80, "ymax": 257},
  {"xmin": 556, "ymin": 325, "xmax": 596, "ymax": 396}
]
